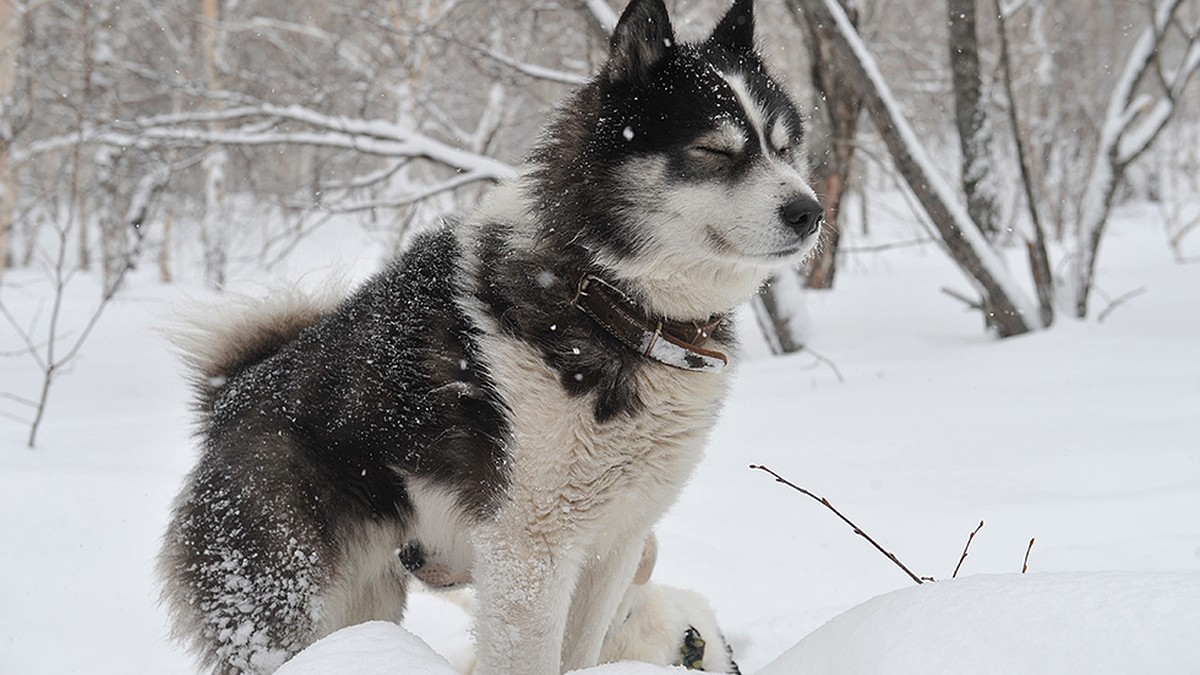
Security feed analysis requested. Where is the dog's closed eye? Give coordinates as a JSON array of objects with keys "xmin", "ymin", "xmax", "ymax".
[{"xmin": 688, "ymin": 145, "xmax": 735, "ymax": 159}]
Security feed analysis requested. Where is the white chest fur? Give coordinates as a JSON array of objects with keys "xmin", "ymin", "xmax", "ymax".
[{"xmin": 483, "ymin": 333, "xmax": 731, "ymax": 550}]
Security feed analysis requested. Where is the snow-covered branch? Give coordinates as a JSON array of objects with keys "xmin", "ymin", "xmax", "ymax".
[
  {"xmin": 221, "ymin": 17, "xmax": 377, "ymax": 79},
  {"xmin": 579, "ymin": 0, "xmax": 618, "ymax": 35},
  {"xmin": 469, "ymin": 45, "xmax": 590, "ymax": 86},
  {"xmin": 13, "ymin": 103, "xmax": 517, "ymax": 182},
  {"xmin": 292, "ymin": 171, "xmax": 493, "ymax": 215}
]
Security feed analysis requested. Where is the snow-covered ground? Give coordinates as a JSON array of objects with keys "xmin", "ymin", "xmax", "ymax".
[{"xmin": 1, "ymin": 196, "xmax": 1198, "ymax": 674}]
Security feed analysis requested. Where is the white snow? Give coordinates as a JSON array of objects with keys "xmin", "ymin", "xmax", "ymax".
[
  {"xmin": 759, "ymin": 571, "xmax": 1200, "ymax": 674},
  {"xmin": 275, "ymin": 621, "xmax": 459, "ymax": 675},
  {"xmin": 1, "ymin": 192, "xmax": 1198, "ymax": 673}
]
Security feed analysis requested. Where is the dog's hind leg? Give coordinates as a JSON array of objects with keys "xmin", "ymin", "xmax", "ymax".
[
  {"xmin": 160, "ymin": 431, "xmax": 408, "ymax": 674},
  {"xmin": 161, "ymin": 469, "xmax": 332, "ymax": 673},
  {"xmin": 313, "ymin": 521, "xmax": 411, "ymax": 633}
]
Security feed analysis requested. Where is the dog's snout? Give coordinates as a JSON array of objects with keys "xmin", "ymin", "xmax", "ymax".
[{"xmin": 780, "ymin": 197, "xmax": 824, "ymax": 238}]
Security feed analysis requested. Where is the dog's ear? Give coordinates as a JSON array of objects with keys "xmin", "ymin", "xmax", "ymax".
[
  {"xmin": 707, "ymin": 0, "xmax": 755, "ymax": 53},
  {"xmin": 605, "ymin": 0, "xmax": 674, "ymax": 84}
]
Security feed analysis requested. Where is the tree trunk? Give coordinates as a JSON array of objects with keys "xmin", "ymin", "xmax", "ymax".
[
  {"xmin": 787, "ymin": 0, "xmax": 862, "ymax": 290},
  {"xmin": 92, "ymin": 2, "xmax": 125, "ymax": 296},
  {"xmin": 201, "ymin": 0, "xmax": 228, "ymax": 290},
  {"xmin": 754, "ymin": 270, "xmax": 806, "ymax": 355},
  {"xmin": 947, "ymin": 0, "xmax": 1000, "ymax": 240},
  {"xmin": 0, "ymin": 157, "xmax": 10, "ymax": 276},
  {"xmin": 993, "ymin": 0, "xmax": 1054, "ymax": 327},
  {"xmin": 75, "ymin": 2, "xmax": 94, "ymax": 272},
  {"xmin": 0, "ymin": 1, "xmax": 14, "ymax": 277}
]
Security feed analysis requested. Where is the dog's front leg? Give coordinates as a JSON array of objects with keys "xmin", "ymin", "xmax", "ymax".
[
  {"xmin": 560, "ymin": 535, "xmax": 645, "ymax": 671},
  {"xmin": 471, "ymin": 520, "xmax": 584, "ymax": 675}
]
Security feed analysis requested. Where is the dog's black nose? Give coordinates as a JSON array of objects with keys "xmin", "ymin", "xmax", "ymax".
[{"xmin": 780, "ymin": 197, "xmax": 824, "ymax": 238}]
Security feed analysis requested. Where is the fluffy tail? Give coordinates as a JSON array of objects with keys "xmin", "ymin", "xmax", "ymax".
[{"xmin": 170, "ymin": 285, "xmax": 344, "ymax": 413}]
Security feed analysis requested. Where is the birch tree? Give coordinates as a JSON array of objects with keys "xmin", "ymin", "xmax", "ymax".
[
  {"xmin": 946, "ymin": 0, "xmax": 999, "ymax": 241},
  {"xmin": 200, "ymin": 0, "xmax": 229, "ymax": 288},
  {"xmin": 0, "ymin": 0, "xmax": 18, "ymax": 277}
]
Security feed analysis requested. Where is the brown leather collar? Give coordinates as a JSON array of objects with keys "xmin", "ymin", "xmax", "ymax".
[{"xmin": 570, "ymin": 273, "xmax": 728, "ymax": 372}]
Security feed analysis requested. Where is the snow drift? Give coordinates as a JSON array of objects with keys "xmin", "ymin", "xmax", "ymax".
[{"xmin": 275, "ymin": 571, "xmax": 1200, "ymax": 674}]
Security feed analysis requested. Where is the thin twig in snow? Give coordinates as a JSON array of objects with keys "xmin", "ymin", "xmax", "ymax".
[
  {"xmin": 0, "ymin": 300, "xmax": 48, "ymax": 370},
  {"xmin": 749, "ymin": 464, "xmax": 926, "ymax": 585},
  {"xmin": 941, "ymin": 286, "xmax": 986, "ymax": 313},
  {"xmin": 799, "ymin": 346, "xmax": 845, "ymax": 384},
  {"xmin": 0, "ymin": 392, "xmax": 40, "ymax": 408},
  {"xmin": 1022, "ymin": 537, "xmax": 1036, "ymax": 574},
  {"xmin": 952, "ymin": 520, "xmax": 984, "ymax": 579},
  {"xmin": 1096, "ymin": 286, "xmax": 1148, "ymax": 323},
  {"xmin": 0, "ymin": 410, "xmax": 33, "ymax": 425}
]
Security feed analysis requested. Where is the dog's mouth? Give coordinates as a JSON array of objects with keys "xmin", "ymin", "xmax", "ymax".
[{"xmin": 705, "ymin": 226, "xmax": 817, "ymax": 261}]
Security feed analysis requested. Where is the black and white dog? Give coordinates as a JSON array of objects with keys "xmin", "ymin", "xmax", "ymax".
[{"xmin": 159, "ymin": 0, "xmax": 822, "ymax": 673}]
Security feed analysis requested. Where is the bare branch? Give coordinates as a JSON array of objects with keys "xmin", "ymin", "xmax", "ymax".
[
  {"xmin": 288, "ymin": 170, "xmax": 491, "ymax": 217},
  {"xmin": 1022, "ymin": 537, "xmax": 1036, "ymax": 574},
  {"xmin": 0, "ymin": 409, "xmax": 33, "ymax": 425},
  {"xmin": 1096, "ymin": 286, "xmax": 1149, "ymax": 323},
  {"xmin": 0, "ymin": 392, "xmax": 40, "ymax": 408},
  {"xmin": 14, "ymin": 103, "xmax": 517, "ymax": 182},
  {"xmin": 952, "ymin": 520, "xmax": 984, "ymax": 579},
  {"xmin": 941, "ymin": 286, "xmax": 986, "ymax": 313},
  {"xmin": 750, "ymin": 464, "xmax": 926, "ymax": 585},
  {"xmin": 800, "ymin": 345, "xmax": 845, "ymax": 384},
  {"xmin": 439, "ymin": 36, "xmax": 589, "ymax": 86},
  {"xmin": 840, "ymin": 238, "xmax": 936, "ymax": 253},
  {"xmin": 0, "ymin": 298, "xmax": 47, "ymax": 371},
  {"xmin": 998, "ymin": 0, "xmax": 1037, "ymax": 18},
  {"xmin": 578, "ymin": 0, "xmax": 618, "ymax": 36}
]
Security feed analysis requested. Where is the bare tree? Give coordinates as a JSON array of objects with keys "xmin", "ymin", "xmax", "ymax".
[
  {"xmin": 1071, "ymin": 0, "xmax": 1200, "ymax": 317},
  {"xmin": 790, "ymin": 0, "xmax": 1200, "ymax": 334},
  {"xmin": 994, "ymin": 0, "xmax": 1054, "ymax": 328},
  {"xmin": 0, "ymin": 181, "xmax": 139, "ymax": 448}
]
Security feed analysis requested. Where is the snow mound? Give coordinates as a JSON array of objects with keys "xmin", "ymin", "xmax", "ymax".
[
  {"xmin": 275, "ymin": 621, "xmax": 458, "ymax": 675},
  {"xmin": 759, "ymin": 571, "xmax": 1200, "ymax": 674},
  {"xmin": 275, "ymin": 621, "xmax": 688, "ymax": 675}
]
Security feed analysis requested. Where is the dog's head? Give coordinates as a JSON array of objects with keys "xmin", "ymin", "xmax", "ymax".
[{"xmin": 530, "ymin": 0, "xmax": 822, "ymax": 319}]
